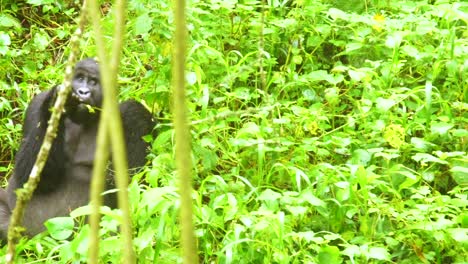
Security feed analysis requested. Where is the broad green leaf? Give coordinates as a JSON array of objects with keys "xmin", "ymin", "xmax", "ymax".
[
  {"xmin": 416, "ymin": 20, "xmax": 437, "ymax": 35},
  {"xmin": 300, "ymin": 191, "xmax": 326, "ymax": 207},
  {"xmin": 402, "ymin": 45, "xmax": 421, "ymax": 59},
  {"xmin": 350, "ymin": 149, "xmax": 372, "ymax": 165},
  {"xmin": 270, "ymin": 18, "xmax": 297, "ymax": 28},
  {"xmin": 295, "ymin": 231, "xmax": 317, "ymax": 242},
  {"xmin": 186, "ymin": 71, "xmax": 197, "ymax": 85},
  {"xmin": 410, "ymin": 137, "xmax": 435, "ymax": 151},
  {"xmin": 0, "ymin": 32, "xmax": 10, "ymax": 55},
  {"xmin": 232, "ymin": 87, "xmax": 253, "ymax": 100},
  {"xmin": 448, "ymin": 228, "xmax": 468, "ymax": 243},
  {"xmin": 70, "ymin": 205, "xmax": 113, "ymax": 218},
  {"xmin": 237, "ymin": 122, "xmax": 260, "ymax": 136},
  {"xmin": 328, "ymin": 8, "xmax": 348, "ymax": 21},
  {"xmin": 431, "ymin": 122, "xmax": 454, "ymax": 135},
  {"xmin": 459, "ymin": 214, "xmax": 468, "ymax": 228},
  {"xmin": 292, "ymin": 55, "xmax": 303, "ymax": 64},
  {"xmin": 134, "ymin": 13, "xmax": 153, "ymax": 35},
  {"xmin": 318, "ymin": 246, "xmax": 342, "ymax": 264},
  {"xmin": 385, "ymin": 31, "xmax": 405, "ymax": 48},
  {"xmin": 342, "ymin": 244, "xmax": 360, "ymax": 258},
  {"xmin": 348, "ymin": 69, "xmax": 367, "ymax": 81},
  {"xmin": 451, "ymin": 166, "xmax": 468, "ymax": 185},
  {"xmin": 345, "ymin": 43, "xmax": 363, "ymax": 53},
  {"xmin": 305, "ymin": 70, "xmax": 343, "ymax": 84},
  {"xmin": 44, "ymin": 217, "xmax": 74, "ymax": 240},
  {"xmin": 375, "ymin": 97, "xmax": 396, "ymax": 112},
  {"xmin": 26, "ymin": 0, "xmax": 54, "ymax": 5},
  {"xmin": 0, "ymin": 15, "xmax": 20, "ymax": 28},
  {"xmin": 412, "ymin": 153, "xmax": 448, "ymax": 164},
  {"xmin": 368, "ymin": 247, "xmax": 390, "ymax": 260},
  {"xmin": 33, "ymin": 31, "xmax": 49, "ymax": 51},
  {"xmin": 286, "ymin": 205, "xmax": 308, "ymax": 216},
  {"xmin": 257, "ymin": 189, "xmax": 282, "ymax": 201}
]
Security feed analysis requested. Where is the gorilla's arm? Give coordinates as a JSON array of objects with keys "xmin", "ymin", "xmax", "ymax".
[
  {"xmin": 9, "ymin": 87, "xmax": 66, "ymax": 194},
  {"xmin": 0, "ymin": 188, "xmax": 10, "ymax": 238},
  {"xmin": 120, "ymin": 100, "xmax": 154, "ymax": 169}
]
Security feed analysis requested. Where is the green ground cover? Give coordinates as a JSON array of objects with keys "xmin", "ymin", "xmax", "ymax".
[{"xmin": 0, "ymin": 0, "xmax": 467, "ymax": 263}]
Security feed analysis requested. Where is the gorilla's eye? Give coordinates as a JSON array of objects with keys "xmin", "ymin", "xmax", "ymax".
[
  {"xmin": 75, "ymin": 74, "xmax": 85, "ymax": 81},
  {"xmin": 89, "ymin": 78, "xmax": 98, "ymax": 86}
]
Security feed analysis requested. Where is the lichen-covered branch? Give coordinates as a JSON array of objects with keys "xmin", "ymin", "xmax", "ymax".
[{"xmin": 5, "ymin": 2, "xmax": 88, "ymax": 262}]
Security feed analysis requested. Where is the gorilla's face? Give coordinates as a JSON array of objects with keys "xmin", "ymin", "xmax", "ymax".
[{"xmin": 67, "ymin": 58, "xmax": 102, "ymax": 124}]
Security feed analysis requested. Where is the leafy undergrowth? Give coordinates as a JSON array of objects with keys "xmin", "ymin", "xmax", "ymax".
[{"xmin": 1, "ymin": 0, "xmax": 467, "ymax": 263}]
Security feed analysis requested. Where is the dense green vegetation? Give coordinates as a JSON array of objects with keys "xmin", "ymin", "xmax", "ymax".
[{"xmin": 0, "ymin": 0, "xmax": 467, "ymax": 263}]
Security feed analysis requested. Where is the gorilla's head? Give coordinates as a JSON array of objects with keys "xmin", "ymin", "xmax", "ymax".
[{"xmin": 67, "ymin": 58, "xmax": 102, "ymax": 124}]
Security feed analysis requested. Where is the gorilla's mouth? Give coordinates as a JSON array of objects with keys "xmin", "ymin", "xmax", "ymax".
[
  {"xmin": 70, "ymin": 92, "xmax": 99, "ymax": 114},
  {"xmin": 77, "ymin": 103, "xmax": 97, "ymax": 114}
]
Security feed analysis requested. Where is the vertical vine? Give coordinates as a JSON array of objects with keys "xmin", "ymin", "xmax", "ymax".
[
  {"xmin": 87, "ymin": 0, "xmax": 135, "ymax": 262},
  {"xmin": 173, "ymin": 0, "xmax": 198, "ymax": 262}
]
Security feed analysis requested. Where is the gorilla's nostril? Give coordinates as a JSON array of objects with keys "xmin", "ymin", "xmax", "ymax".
[{"xmin": 77, "ymin": 87, "xmax": 90, "ymax": 97}]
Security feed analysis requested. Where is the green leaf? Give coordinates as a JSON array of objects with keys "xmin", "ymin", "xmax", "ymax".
[
  {"xmin": 286, "ymin": 205, "xmax": 308, "ymax": 216},
  {"xmin": 375, "ymin": 97, "xmax": 396, "ymax": 112},
  {"xmin": 368, "ymin": 247, "xmax": 390, "ymax": 260},
  {"xmin": 416, "ymin": 20, "xmax": 437, "ymax": 35},
  {"xmin": 257, "ymin": 189, "xmax": 282, "ymax": 201},
  {"xmin": 300, "ymin": 190, "xmax": 326, "ymax": 207},
  {"xmin": 342, "ymin": 245, "xmax": 360, "ymax": 258},
  {"xmin": 451, "ymin": 166, "xmax": 468, "ymax": 185},
  {"xmin": 402, "ymin": 45, "xmax": 421, "ymax": 59},
  {"xmin": 26, "ymin": 0, "xmax": 54, "ymax": 5},
  {"xmin": 302, "ymin": 89, "xmax": 317, "ymax": 101},
  {"xmin": 345, "ymin": 43, "xmax": 363, "ymax": 53},
  {"xmin": 186, "ymin": 71, "xmax": 197, "ymax": 85},
  {"xmin": 232, "ymin": 87, "xmax": 253, "ymax": 100},
  {"xmin": 459, "ymin": 214, "xmax": 468, "ymax": 228},
  {"xmin": 448, "ymin": 228, "xmax": 468, "ymax": 243},
  {"xmin": 44, "ymin": 217, "xmax": 74, "ymax": 240},
  {"xmin": 350, "ymin": 149, "xmax": 371, "ymax": 165},
  {"xmin": 237, "ymin": 122, "xmax": 260, "ymax": 136},
  {"xmin": 33, "ymin": 31, "xmax": 49, "ymax": 51},
  {"xmin": 385, "ymin": 31, "xmax": 404, "ymax": 48},
  {"xmin": 295, "ymin": 231, "xmax": 317, "ymax": 242},
  {"xmin": 431, "ymin": 122, "xmax": 454, "ymax": 135},
  {"xmin": 328, "ymin": 8, "xmax": 348, "ymax": 21},
  {"xmin": 411, "ymin": 153, "xmax": 448, "ymax": 164},
  {"xmin": 318, "ymin": 246, "xmax": 342, "ymax": 264},
  {"xmin": 410, "ymin": 137, "xmax": 435, "ymax": 151},
  {"xmin": 0, "ymin": 32, "xmax": 10, "ymax": 55},
  {"xmin": 134, "ymin": 13, "xmax": 153, "ymax": 35},
  {"xmin": 70, "ymin": 205, "xmax": 113, "ymax": 218},
  {"xmin": 348, "ymin": 69, "xmax": 366, "ymax": 81},
  {"xmin": 0, "ymin": 15, "xmax": 21, "ymax": 28},
  {"xmin": 270, "ymin": 18, "xmax": 297, "ymax": 28},
  {"xmin": 0, "ymin": 32, "xmax": 11, "ymax": 46},
  {"xmin": 305, "ymin": 70, "xmax": 343, "ymax": 84}
]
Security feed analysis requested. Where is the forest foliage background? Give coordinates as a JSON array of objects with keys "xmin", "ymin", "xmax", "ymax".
[{"xmin": 0, "ymin": 0, "xmax": 467, "ymax": 263}]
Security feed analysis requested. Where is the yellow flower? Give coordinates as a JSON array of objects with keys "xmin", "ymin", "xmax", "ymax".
[
  {"xmin": 384, "ymin": 124, "xmax": 405, "ymax": 149},
  {"xmin": 373, "ymin": 14, "xmax": 385, "ymax": 22},
  {"xmin": 372, "ymin": 14, "xmax": 385, "ymax": 32}
]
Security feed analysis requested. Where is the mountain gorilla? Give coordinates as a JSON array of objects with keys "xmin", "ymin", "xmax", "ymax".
[{"xmin": 0, "ymin": 58, "xmax": 154, "ymax": 239}]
